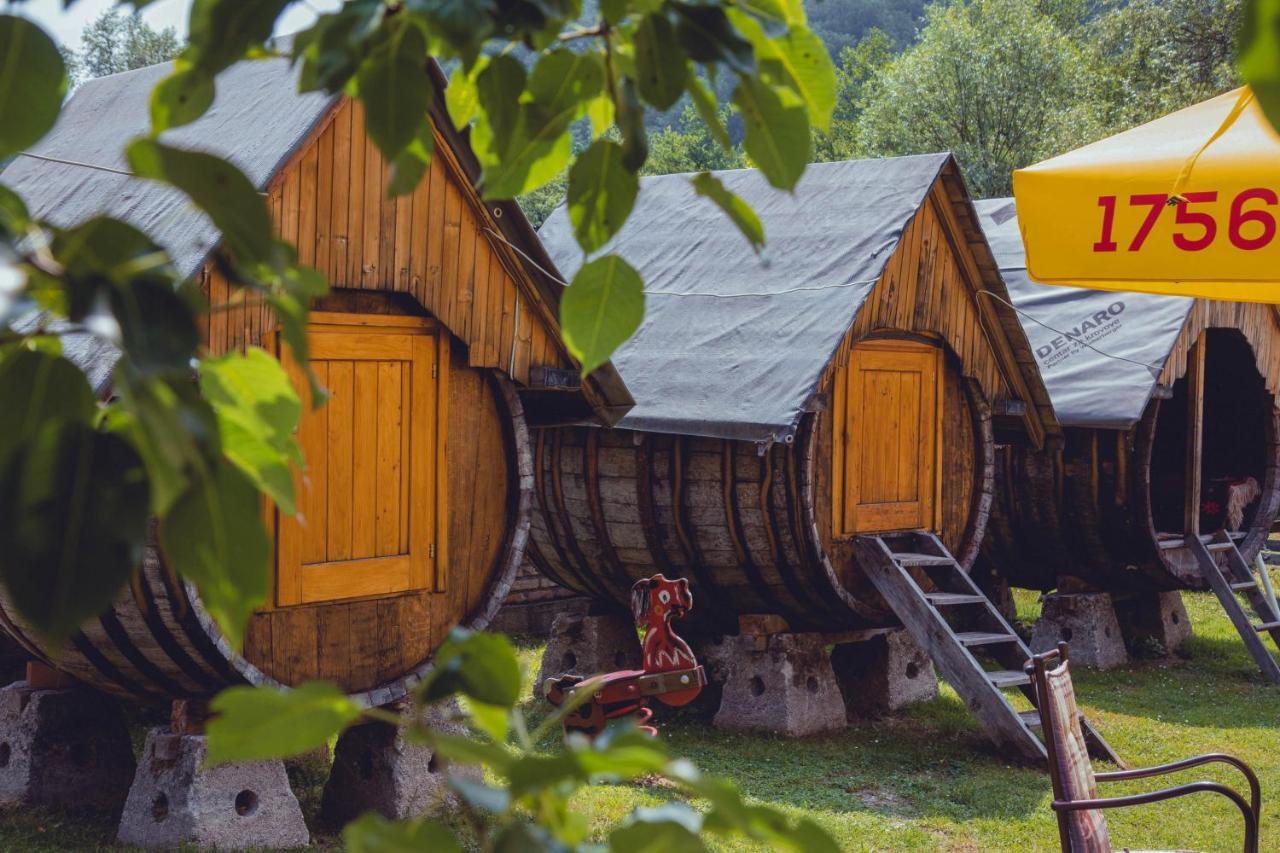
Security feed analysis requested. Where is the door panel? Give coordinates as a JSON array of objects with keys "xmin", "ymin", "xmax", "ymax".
[
  {"xmin": 278, "ymin": 315, "xmax": 442, "ymax": 606},
  {"xmin": 838, "ymin": 340, "xmax": 940, "ymax": 535}
]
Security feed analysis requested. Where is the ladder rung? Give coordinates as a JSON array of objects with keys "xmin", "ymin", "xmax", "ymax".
[
  {"xmin": 924, "ymin": 592, "xmax": 986, "ymax": 606},
  {"xmin": 1207, "ymin": 542, "xmax": 1234, "ymax": 553},
  {"xmin": 1018, "ymin": 709, "xmax": 1086, "ymax": 728},
  {"xmin": 892, "ymin": 552, "xmax": 955, "ymax": 567},
  {"xmin": 957, "ymin": 631, "xmax": 1019, "ymax": 647},
  {"xmin": 1254, "ymin": 621, "xmax": 1280, "ymax": 633},
  {"xmin": 1231, "ymin": 581, "xmax": 1259, "ymax": 591},
  {"xmin": 987, "ymin": 670, "xmax": 1030, "ymax": 688}
]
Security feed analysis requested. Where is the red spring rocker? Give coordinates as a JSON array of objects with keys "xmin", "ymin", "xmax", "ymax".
[{"xmin": 543, "ymin": 574, "xmax": 706, "ymax": 737}]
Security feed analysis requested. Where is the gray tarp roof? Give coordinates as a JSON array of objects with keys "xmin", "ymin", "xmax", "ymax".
[
  {"xmin": 974, "ymin": 198, "xmax": 1193, "ymax": 429},
  {"xmin": 1, "ymin": 57, "xmax": 335, "ymax": 282},
  {"xmin": 538, "ymin": 153, "xmax": 952, "ymax": 442},
  {"xmin": 0, "ymin": 56, "xmax": 333, "ymax": 398},
  {"xmin": 0, "ymin": 55, "xmax": 638, "ymax": 422}
]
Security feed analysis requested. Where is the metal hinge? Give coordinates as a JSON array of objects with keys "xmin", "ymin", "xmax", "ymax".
[
  {"xmin": 429, "ymin": 543, "xmax": 436, "ymax": 559},
  {"xmin": 432, "ymin": 362, "xmax": 438, "ymax": 378}
]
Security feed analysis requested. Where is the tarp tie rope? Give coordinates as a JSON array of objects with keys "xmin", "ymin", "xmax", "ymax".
[
  {"xmin": 977, "ymin": 290, "xmax": 1164, "ymax": 377},
  {"xmin": 16, "ymin": 150, "xmax": 134, "ymax": 177},
  {"xmin": 1169, "ymin": 87, "xmax": 1254, "ymax": 204},
  {"xmin": 483, "ymin": 227, "xmax": 879, "ymax": 298}
]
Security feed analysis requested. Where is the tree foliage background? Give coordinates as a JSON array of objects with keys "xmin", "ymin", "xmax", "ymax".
[{"xmin": 517, "ymin": 0, "xmax": 1251, "ymax": 213}]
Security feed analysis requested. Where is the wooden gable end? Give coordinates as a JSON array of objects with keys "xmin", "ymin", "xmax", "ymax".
[
  {"xmin": 820, "ymin": 179, "xmax": 1039, "ymax": 445},
  {"xmin": 200, "ymin": 97, "xmax": 571, "ymax": 385}
]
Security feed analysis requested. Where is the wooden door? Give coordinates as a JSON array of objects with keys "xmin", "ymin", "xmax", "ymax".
[
  {"xmin": 277, "ymin": 313, "xmax": 447, "ymax": 606},
  {"xmin": 836, "ymin": 339, "xmax": 941, "ymax": 535}
]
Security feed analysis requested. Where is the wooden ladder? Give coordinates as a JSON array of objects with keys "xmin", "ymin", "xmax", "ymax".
[
  {"xmin": 1187, "ymin": 531, "xmax": 1280, "ymax": 684},
  {"xmin": 854, "ymin": 531, "xmax": 1122, "ymax": 765}
]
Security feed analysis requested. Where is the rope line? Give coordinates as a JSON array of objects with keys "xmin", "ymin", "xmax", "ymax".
[{"xmin": 16, "ymin": 151, "xmax": 134, "ymax": 177}]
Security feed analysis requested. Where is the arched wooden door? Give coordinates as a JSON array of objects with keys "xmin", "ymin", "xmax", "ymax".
[
  {"xmin": 833, "ymin": 338, "xmax": 942, "ymax": 535},
  {"xmin": 277, "ymin": 312, "xmax": 448, "ymax": 607}
]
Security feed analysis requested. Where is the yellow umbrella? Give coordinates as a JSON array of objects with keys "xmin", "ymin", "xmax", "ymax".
[{"xmin": 1014, "ymin": 87, "xmax": 1280, "ymax": 302}]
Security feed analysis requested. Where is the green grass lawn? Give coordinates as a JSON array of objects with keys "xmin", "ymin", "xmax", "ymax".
[{"xmin": 2, "ymin": 588, "xmax": 1278, "ymax": 851}]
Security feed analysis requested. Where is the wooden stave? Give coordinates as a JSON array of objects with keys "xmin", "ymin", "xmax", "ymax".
[
  {"xmin": 524, "ymin": 385, "xmax": 996, "ymax": 634},
  {"xmin": 0, "ymin": 374, "xmax": 533, "ymax": 708},
  {"xmin": 986, "ymin": 394, "xmax": 1280, "ymax": 593}
]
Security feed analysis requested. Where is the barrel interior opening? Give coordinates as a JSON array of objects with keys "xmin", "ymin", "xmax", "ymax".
[{"xmin": 1150, "ymin": 329, "xmax": 1270, "ymax": 537}]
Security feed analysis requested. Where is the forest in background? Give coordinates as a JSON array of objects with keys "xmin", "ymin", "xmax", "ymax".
[{"xmin": 56, "ymin": 0, "xmax": 1243, "ymax": 222}]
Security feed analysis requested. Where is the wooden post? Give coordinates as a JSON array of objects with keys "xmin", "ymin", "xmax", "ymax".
[{"xmin": 1185, "ymin": 335, "xmax": 1205, "ymax": 537}]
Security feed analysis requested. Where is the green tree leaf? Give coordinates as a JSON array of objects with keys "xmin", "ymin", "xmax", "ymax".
[
  {"xmin": 206, "ymin": 681, "xmax": 363, "ymax": 765},
  {"xmin": 445, "ymin": 60, "xmax": 482, "ymax": 129},
  {"xmin": 673, "ymin": 6, "xmax": 757, "ymax": 75},
  {"xmin": 0, "ymin": 421, "xmax": 149, "ymax": 644},
  {"xmin": 0, "ymin": 349, "xmax": 96, "ymax": 466},
  {"xmin": 568, "ymin": 139, "xmax": 638, "ymax": 254},
  {"xmin": 732, "ymin": 14, "xmax": 836, "ymax": 131},
  {"xmin": 635, "ymin": 14, "xmax": 689, "ymax": 110},
  {"xmin": 185, "ymin": 0, "xmax": 291, "ymax": 75},
  {"xmin": 560, "ymin": 254, "xmax": 644, "ymax": 376},
  {"xmin": 386, "ymin": 119, "xmax": 436, "ymax": 198},
  {"xmin": 417, "ymin": 628, "xmax": 522, "ymax": 708},
  {"xmin": 110, "ymin": 277, "xmax": 202, "ymax": 375},
  {"xmin": 611, "ymin": 804, "xmax": 706, "ymax": 853},
  {"xmin": 110, "ymin": 373, "xmax": 220, "ymax": 517},
  {"xmin": 159, "ymin": 460, "xmax": 269, "ymax": 647},
  {"xmin": 686, "ymin": 76, "xmax": 733, "ymax": 150},
  {"xmin": 1241, "ymin": 0, "xmax": 1280, "ymax": 131},
  {"xmin": 471, "ymin": 54, "xmax": 575, "ymax": 199},
  {"xmin": 357, "ymin": 24, "xmax": 431, "ymax": 161},
  {"xmin": 199, "ymin": 348, "xmax": 301, "ymax": 515},
  {"xmin": 691, "ymin": 172, "xmax": 765, "ymax": 253},
  {"xmin": 0, "ymin": 16, "xmax": 68, "ymax": 159},
  {"xmin": 150, "ymin": 65, "xmax": 215, "ymax": 133},
  {"xmin": 528, "ymin": 48, "xmax": 605, "ymax": 117},
  {"xmin": 733, "ymin": 77, "xmax": 810, "ymax": 190},
  {"xmin": 127, "ymin": 139, "xmax": 274, "ymax": 265},
  {"xmin": 344, "ymin": 813, "xmax": 462, "ymax": 853}
]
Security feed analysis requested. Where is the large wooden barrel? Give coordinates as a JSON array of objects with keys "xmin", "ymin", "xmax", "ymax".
[
  {"xmin": 0, "ymin": 363, "xmax": 531, "ymax": 707},
  {"xmin": 525, "ymin": 358, "xmax": 995, "ymax": 634},
  {"xmin": 982, "ymin": 329, "xmax": 1280, "ymax": 592}
]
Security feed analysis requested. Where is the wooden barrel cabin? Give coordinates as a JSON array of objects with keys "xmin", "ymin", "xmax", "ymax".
[
  {"xmin": 974, "ymin": 199, "xmax": 1280, "ymax": 593},
  {"xmin": 0, "ymin": 57, "xmax": 630, "ymax": 706},
  {"xmin": 531, "ymin": 155, "xmax": 1060, "ymax": 635}
]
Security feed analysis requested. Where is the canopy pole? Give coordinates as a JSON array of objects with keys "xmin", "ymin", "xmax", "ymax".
[{"xmin": 1184, "ymin": 334, "xmax": 1205, "ymax": 537}]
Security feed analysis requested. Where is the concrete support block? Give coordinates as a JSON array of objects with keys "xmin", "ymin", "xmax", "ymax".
[
  {"xmin": 1031, "ymin": 593, "xmax": 1128, "ymax": 669},
  {"xmin": 320, "ymin": 701, "xmax": 479, "ymax": 826},
  {"xmin": 831, "ymin": 630, "xmax": 938, "ymax": 718},
  {"xmin": 1115, "ymin": 591, "xmax": 1193, "ymax": 656},
  {"xmin": 0, "ymin": 681, "xmax": 135, "ymax": 811},
  {"xmin": 537, "ymin": 610, "xmax": 641, "ymax": 688},
  {"xmin": 703, "ymin": 632, "xmax": 846, "ymax": 737},
  {"xmin": 117, "ymin": 728, "xmax": 308, "ymax": 849}
]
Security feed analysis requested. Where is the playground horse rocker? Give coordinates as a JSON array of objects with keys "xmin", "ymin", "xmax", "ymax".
[{"xmin": 544, "ymin": 575, "xmax": 706, "ymax": 737}]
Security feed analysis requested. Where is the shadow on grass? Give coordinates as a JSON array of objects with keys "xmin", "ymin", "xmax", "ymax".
[
  {"xmin": 522, "ymin": 687, "xmax": 1051, "ymax": 825},
  {"xmin": 1066, "ymin": 636, "xmax": 1280, "ymax": 731}
]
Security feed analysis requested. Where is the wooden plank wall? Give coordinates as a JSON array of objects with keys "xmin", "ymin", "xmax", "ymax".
[
  {"xmin": 199, "ymin": 97, "xmax": 570, "ymax": 386},
  {"xmin": 1158, "ymin": 301, "xmax": 1280, "ymax": 394}
]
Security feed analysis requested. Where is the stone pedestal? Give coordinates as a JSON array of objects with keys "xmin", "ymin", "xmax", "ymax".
[
  {"xmin": 831, "ymin": 630, "xmax": 938, "ymax": 718},
  {"xmin": 0, "ymin": 681, "xmax": 135, "ymax": 811},
  {"xmin": 703, "ymin": 632, "xmax": 845, "ymax": 737},
  {"xmin": 320, "ymin": 701, "xmax": 479, "ymax": 826},
  {"xmin": 536, "ymin": 610, "xmax": 642, "ymax": 690},
  {"xmin": 1031, "ymin": 593, "xmax": 1127, "ymax": 669},
  {"xmin": 1115, "ymin": 591, "xmax": 1193, "ymax": 656},
  {"xmin": 117, "ymin": 728, "xmax": 308, "ymax": 849}
]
